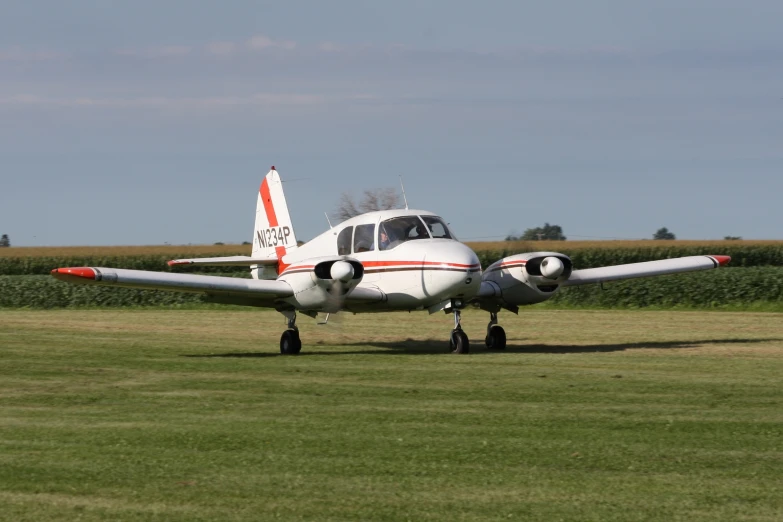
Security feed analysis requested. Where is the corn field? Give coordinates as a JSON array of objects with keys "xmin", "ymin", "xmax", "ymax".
[{"xmin": 1, "ymin": 242, "xmax": 781, "ymax": 309}]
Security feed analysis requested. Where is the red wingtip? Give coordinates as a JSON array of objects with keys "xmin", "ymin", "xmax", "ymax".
[
  {"xmin": 167, "ymin": 260, "xmax": 188, "ymax": 266},
  {"xmin": 51, "ymin": 267, "xmax": 97, "ymax": 280},
  {"xmin": 711, "ymin": 255, "xmax": 731, "ymax": 266}
]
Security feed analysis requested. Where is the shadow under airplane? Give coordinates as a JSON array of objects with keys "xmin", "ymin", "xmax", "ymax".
[{"xmin": 184, "ymin": 337, "xmax": 781, "ymax": 358}]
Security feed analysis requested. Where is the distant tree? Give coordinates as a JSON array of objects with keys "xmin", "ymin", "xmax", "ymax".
[
  {"xmin": 335, "ymin": 188, "xmax": 401, "ymax": 222},
  {"xmin": 0, "ymin": 234, "xmax": 9, "ymax": 247},
  {"xmin": 242, "ymin": 241, "xmax": 251, "ymax": 245},
  {"xmin": 653, "ymin": 227, "xmax": 676, "ymax": 240},
  {"xmin": 520, "ymin": 223, "xmax": 566, "ymax": 241},
  {"xmin": 723, "ymin": 235, "xmax": 742, "ymax": 240},
  {"xmin": 214, "ymin": 242, "xmax": 225, "ymax": 245}
]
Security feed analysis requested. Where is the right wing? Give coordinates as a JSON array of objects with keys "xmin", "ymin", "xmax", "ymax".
[
  {"xmin": 52, "ymin": 267, "xmax": 292, "ymax": 307},
  {"xmin": 562, "ymin": 255, "xmax": 731, "ymax": 287}
]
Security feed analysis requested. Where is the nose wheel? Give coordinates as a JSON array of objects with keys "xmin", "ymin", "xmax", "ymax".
[
  {"xmin": 279, "ymin": 311, "xmax": 302, "ymax": 355},
  {"xmin": 485, "ymin": 312, "xmax": 506, "ymax": 350},
  {"xmin": 448, "ymin": 306, "xmax": 470, "ymax": 354}
]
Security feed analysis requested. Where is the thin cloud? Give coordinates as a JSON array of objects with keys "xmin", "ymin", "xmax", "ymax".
[
  {"xmin": 317, "ymin": 42, "xmax": 343, "ymax": 53},
  {"xmin": 0, "ymin": 46, "xmax": 64, "ymax": 61},
  {"xmin": 246, "ymin": 35, "xmax": 296, "ymax": 51},
  {"xmin": 115, "ymin": 45, "xmax": 192, "ymax": 58},
  {"xmin": 205, "ymin": 41, "xmax": 237, "ymax": 56},
  {"xmin": 0, "ymin": 93, "xmax": 327, "ymax": 108}
]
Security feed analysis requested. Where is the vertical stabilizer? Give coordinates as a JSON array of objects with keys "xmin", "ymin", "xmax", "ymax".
[{"xmin": 251, "ymin": 167, "xmax": 298, "ymax": 279}]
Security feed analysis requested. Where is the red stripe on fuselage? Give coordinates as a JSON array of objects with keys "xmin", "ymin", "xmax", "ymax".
[
  {"xmin": 361, "ymin": 260, "xmax": 480, "ymax": 269},
  {"xmin": 278, "ymin": 261, "xmax": 480, "ymax": 278}
]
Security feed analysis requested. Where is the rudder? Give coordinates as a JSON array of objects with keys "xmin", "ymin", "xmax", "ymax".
[{"xmin": 251, "ymin": 166, "xmax": 298, "ymax": 278}]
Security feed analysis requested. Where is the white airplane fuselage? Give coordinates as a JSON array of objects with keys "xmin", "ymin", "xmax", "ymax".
[{"xmin": 272, "ymin": 209, "xmax": 482, "ymax": 313}]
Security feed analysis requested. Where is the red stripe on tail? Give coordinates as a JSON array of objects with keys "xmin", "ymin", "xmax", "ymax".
[
  {"xmin": 259, "ymin": 175, "xmax": 286, "ymax": 274},
  {"xmin": 260, "ymin": 178, "xmax": 279, "ymax": 227}
]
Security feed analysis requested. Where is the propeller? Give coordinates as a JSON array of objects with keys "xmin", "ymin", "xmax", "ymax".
[
  {"xmin": 323, "ymin": 260, "xmax": 355, "ymax": 314},
  {"xmin": 540, "ymin": 256, "xmax": 565, "ymax": 280}
]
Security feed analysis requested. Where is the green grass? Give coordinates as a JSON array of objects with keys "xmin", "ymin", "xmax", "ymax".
[{"xmin": 1, "ymin": 309, "xmax": 782, "ymax": 521}]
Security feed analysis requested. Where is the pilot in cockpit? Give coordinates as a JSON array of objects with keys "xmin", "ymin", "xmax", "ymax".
[{"xmin": 379, "ymin": 229, "xmax": 391, "ymax": 250}]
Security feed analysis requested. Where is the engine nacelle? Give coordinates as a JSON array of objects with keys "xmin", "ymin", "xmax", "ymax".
[
  {"xmin": 279, "ymin": 256, "xmax": 364, "ymax": 312},
  {"xmin": 481, "ymin": 252, "xmax": 573, "ymax": 307},
  {"xmin": 311, "ymin": 258, "xmax": 364, "ymax": 292}
]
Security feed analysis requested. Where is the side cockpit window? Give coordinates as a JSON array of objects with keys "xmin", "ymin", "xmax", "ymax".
[
  {"xmin": 353, "ymin": 224, "xmax": 375, "ymax": 253},
  {"xmin": 337, "ymin": 226, "xmax": 353, "ymax": 255},
  {"xmin": 378, "ymin": 216, "xmax": 431, "ymax": 251}
]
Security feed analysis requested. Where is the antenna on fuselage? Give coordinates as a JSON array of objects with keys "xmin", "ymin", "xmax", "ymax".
[
  {"xmin": 324, "ymin": 212, "xmax": 333, "ymax": 229},
  {"xmin": 399, "ymin": 175, "xmax": 409, "ymax": 210}
]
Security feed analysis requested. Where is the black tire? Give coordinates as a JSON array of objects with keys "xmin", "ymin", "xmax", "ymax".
[
  {"xmin": 449, "ymin": 329, "xmax": 470, "ymax": 354},
  {"xmin": 485, "ymin": 325, "xmax": 506, "ymax": 350},
  {"xmin": 280, "ymin": 329, "xmax": 302, "ymax": 355}
]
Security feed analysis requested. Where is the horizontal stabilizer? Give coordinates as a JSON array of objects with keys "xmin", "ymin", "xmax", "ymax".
[
  {"xmin": 167, "ymin": 256, "xmax": 279, "ymax": 267},
  {"xmin": 563, "ymin": 255, "xmax": 730, "ymax": 287}
]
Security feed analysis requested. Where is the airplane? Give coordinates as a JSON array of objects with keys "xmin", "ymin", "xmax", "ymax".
[{"xmin": 51, "ymin": 167, "xmax": 731, "ymax": 354}]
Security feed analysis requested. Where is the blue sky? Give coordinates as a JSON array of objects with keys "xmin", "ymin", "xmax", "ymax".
[{"xmin": 2, "ymin": 0, "xmax": 782, "ymax": 245}]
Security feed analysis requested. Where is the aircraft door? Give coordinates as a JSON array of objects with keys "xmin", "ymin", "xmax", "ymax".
[{"xmin": 351, "ymin": 222, "xmax": 380, "ymax": 284}]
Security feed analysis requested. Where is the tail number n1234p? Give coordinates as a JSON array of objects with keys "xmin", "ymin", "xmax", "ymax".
[{"xmin": 257, "ymin": 227, "xmax": 292, "ymax": 248}]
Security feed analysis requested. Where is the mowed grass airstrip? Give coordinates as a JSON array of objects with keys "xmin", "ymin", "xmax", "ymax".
[{"xmin": 1, "ymin": 309, "xmax": 782, "ymax": 521}]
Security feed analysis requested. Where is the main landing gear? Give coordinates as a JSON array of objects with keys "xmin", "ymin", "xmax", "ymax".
[
  {"xmin": 449, "ymin": 307, "xmax": 470, "ymax": 354},
  {"xmin": 485, "ymin": 312, "xmax": 506, "ymax": 350},
  {"xmin": 279, "ymin": 311, "xmax": 302, "ymax": 355},
  {"xmin": 446, "ymin": 305, "xmax": 507, "ymax": 353}
]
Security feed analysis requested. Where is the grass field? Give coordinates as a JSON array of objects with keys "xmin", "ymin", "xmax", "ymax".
[{"xmin": 1, "ymin": 309, "xmax": 782, "ymax": 521}]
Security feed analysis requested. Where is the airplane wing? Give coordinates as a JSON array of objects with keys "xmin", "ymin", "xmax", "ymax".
[
  {"xmin": 51, "ymin": 267, "xmax": 293, "ymax": 307},
  {"xmin": 167, "ymin": 256, "xmax": 278, "ymax": 267},
  {"xmin": 51, "ymin": 266, "xmax": 385, "ymax": 309},
  {"xmin": 473, "ymin": 255, "xmax": 732, "ymax": 308},
  {"xmin": 561, "ymin": 255, "xmax": 731, "ymax": 287}
]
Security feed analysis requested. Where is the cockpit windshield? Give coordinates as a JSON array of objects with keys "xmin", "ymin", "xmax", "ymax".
[
  {"xmin": 377, "ymin": 215, "xmax": 456, "ymax": 250},
  {"xmin": 378, "ymin": 216, "xmax": 430, "ymax": 251},
  {"xmin": 421, "ymin": 215, "xmax": 455, "ymax": 240}
]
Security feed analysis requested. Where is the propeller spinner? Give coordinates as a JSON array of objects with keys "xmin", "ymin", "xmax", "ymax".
[
  {"xmin": 330, "ymin": 260, "xmax": 355, "ymax": 282},
  {"xmin": 540, "ymin": 256, "xmax": 565, "ymax": 280}
]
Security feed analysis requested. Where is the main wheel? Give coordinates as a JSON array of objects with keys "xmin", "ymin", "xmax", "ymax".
[
  {"xmin": 485, "ymin": 325, "xmax": 506, "ymax": 350},
  {"xmin": 449, "ymin": 329, "xmax": 470, "ymax": 354},
  {"xmin": 280, "ymin": 329, "xmax": 302, "ymax": 355}
]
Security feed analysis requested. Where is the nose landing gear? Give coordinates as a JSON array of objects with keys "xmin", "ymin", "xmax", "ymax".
[
  {"xmin": 448, "ymin": 305, "xmax": 470, "ymax": 354},
  {"xmin": 485, "ymin": 312, "xmax": 506, "ymax": 350}
]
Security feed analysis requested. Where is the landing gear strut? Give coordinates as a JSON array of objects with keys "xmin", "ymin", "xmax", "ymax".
[
  {"xmin": 485, "ymin": 312, "xmax": 506, "ymax": 350},
  {"xmin": 449, "ymin": 305, "xmax": 470, "ymax": 354},
  {"xmin": 279, "ymin": 311, "xmax": 302, "ymax": 355}
]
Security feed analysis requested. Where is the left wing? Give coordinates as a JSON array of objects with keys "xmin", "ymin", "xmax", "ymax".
[
  {"xmin": 474, "ymin": 253, "xmax": 731, "ymax": 312},
  {"xmin": 562, "ymin": 255, "xmax": 731, "ymax": 287},
  {"xmin": 51, "ymin": 267, "xmax": 292, "ymax": 307}
]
